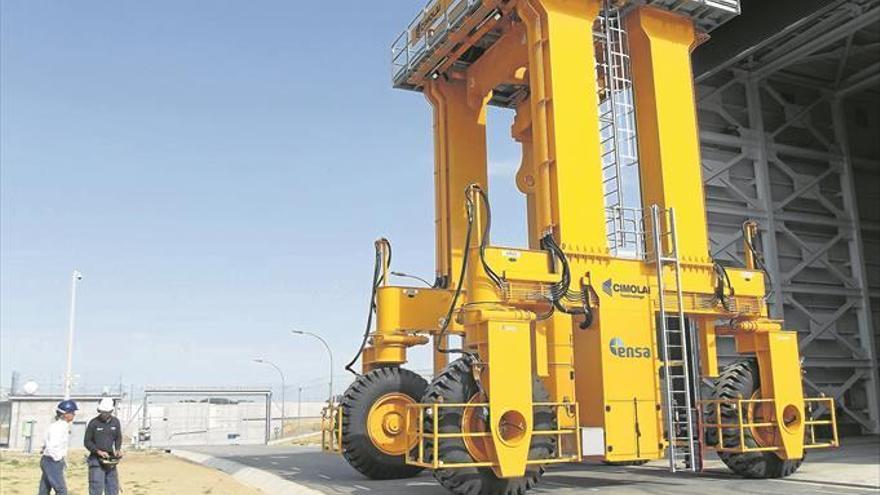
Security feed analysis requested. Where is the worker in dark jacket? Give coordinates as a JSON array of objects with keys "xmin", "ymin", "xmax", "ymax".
[{"xmin": 83, "ymin": 398, "xmax": 122, "ymax": 495}]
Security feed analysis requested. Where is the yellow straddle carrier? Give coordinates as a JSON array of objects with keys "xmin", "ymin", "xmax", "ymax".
[{"xmin": 323, "ymin": 1, "xmax": 839, "ymax": 494}]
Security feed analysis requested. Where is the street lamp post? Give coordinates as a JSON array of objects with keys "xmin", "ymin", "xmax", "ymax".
[
  {"xmin": 64, "ymin": 270, "xmax": 83, "ymax": 400},
  {"xmin": 297, "ymin": 386, "xmax": 303, "ymax": 430},
  {"xmin": 254, "ymin": 359, "xmax": 286, "ymax": 437},
  {"xmin": 291, "ymin": 330, "xmax": 334, "ymax": 406}
]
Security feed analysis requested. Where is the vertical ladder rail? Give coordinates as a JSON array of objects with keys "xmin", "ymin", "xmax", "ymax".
[
  {"xmin": 687, "ymin": 309, "xmax": 706, "ymax": 471},
  {"xmin": 651, "ymin": 205, "xmax": 677, "ymax": 472},
  {"xmin": 651, "ymin": 205, "xmax": 698, "ymax": 473},
  {"xmin": 668, "ymin": 209, "xmax": 698, "ymax": 472}
]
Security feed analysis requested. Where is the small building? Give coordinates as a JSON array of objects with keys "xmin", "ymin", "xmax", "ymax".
[{"xmin": 6, "ymin": 395, "xmax": 122, "ymax": 453}]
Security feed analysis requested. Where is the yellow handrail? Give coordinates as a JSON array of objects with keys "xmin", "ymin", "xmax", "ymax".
[
  {"xmin": 320, "ymin": 402, "xmax": 344, "ymax": 453},
  {"xmin": 404, "ymin": 401, "xmax": 581, "ymax": 469},
  {"xmin": 698, "ymin": 396, "xmax": 838, "ymax": 454}
]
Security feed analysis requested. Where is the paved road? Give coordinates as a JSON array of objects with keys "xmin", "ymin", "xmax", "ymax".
[{"xmin": 189, "ymin": 437, "xmax": 879, "ymax": 495}]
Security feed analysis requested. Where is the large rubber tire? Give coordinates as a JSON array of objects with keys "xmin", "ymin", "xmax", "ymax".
[
  {"xmin": 706, "ymin": 360, "xmax": 804, "ymax": 478},
  {"xmin": 341, "ymin": 367, "xmax": 428, "ymax": 480},
  {"xmin": 423, "ymin": 358, "xmax": 556, "ymax": 495}
]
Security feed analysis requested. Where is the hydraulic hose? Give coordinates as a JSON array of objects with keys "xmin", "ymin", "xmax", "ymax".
[
  {"xmin": 344, "ymin": 239, "xmax": 391, "ymax": 376},
  {"xmin": 540, "ymin": 232, "xmax": 594, "ymax": 329},
  {"xmin": 743, "ymin": 221, "xmax": 773, "ymax": 298},
  {"xmin": 435, "ymin": 185, "xmax": 479, "ymax": 357}
]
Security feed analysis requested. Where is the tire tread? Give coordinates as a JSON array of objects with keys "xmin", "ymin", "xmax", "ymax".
[
  {"xmin": 706, "ymin": 359, "xmax": 804, "ymax": 479},
  {"xmin": 341, "ymin": 367, "xmax": 428, "ymax": 480},
  {"xmin": 424, "ymin": 359, "xmax": 555, "ymax": 495}
]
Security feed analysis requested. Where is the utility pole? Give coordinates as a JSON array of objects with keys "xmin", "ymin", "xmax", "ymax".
[
  {"xmin": 64, "ymin": 270, "xmax": 83, "ymax": 400},
  {"xmin": 297, "ymin": 386, "xmax": 303, "ymax": 430}
]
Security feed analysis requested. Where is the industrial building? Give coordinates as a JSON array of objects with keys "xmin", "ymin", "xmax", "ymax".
[{"xmin": 694, "ymin": 0, "xmax": 879, "ymax": 436}]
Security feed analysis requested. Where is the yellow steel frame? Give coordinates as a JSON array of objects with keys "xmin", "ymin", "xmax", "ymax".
[
  {"xmin": 700, "ymin": 397, "xmax": 839, "ymax": 453},
  {"xmin": 320, "ymin": 403, "xmax": 343, "ymax": 453},
  {"xmin": 404, "ymin": 401, "xmax": 582, "ymax": 469},
  {"xmin": 344, "ymin": 0, "xmax": 840, "ymax": 479}
]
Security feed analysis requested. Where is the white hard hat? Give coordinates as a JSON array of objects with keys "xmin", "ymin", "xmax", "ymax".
[{"xmin": 97, "ymin": 397, "xmax": 115, "ymax": 413}]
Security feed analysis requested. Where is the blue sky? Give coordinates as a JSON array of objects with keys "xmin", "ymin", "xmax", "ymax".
[{"xmin": 0, "ymin": 1, "xmax": 527, "ymax": 398}]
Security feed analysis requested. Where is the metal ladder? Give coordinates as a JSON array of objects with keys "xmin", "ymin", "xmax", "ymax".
[
  {"xmin": 649, "ymin": 205, "xmax": 700, "ymax": 473},
  {"xmin": 595, "ymin": 0, "xmax": 640, "ymax": 254}
]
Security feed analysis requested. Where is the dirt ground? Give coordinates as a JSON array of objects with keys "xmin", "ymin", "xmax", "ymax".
[{"xmin": 0, "ymin": 449, "xmax": 264, "ymax": 495}]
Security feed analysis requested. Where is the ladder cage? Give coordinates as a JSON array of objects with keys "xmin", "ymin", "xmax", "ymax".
[
  {"xmin": 595, "ymin": 1, "xmax": 644, "ymax": 259},
  {"xmin": 606, "ymin": 206, "xmax": 647, "ymax": 259}
]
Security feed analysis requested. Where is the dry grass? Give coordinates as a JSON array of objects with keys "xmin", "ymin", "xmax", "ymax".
[
  {"xmin": 0, "ymin": 449, "xmax": 264, "ymax": 495},
  {"xmin": 281, "ymin": 417, "xmax": 322, "ymax": 438},
  {"xmin": 272, "ymin": 418, "xmax": 323, "ymax": 446}
]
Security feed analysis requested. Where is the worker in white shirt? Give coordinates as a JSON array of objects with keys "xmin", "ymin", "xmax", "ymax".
[{"xmin": 38, "ymin": 400, "xmax": 78, "ymax": 495}]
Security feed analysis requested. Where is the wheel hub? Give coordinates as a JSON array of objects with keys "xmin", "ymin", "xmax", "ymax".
[
  {"xmin": 747, "ymin": 390, "xmax": 798, "ymax": 449},
  {"xmin": 382, "ymin": 412, "xmax": 402, "ymax": 435},
  {"xmin": 461, "ymin": 394, "xmax": 495, "ymax": 463},
  {"xmin": 367, "ymin": 393, "xmax": 417, "ymax": 456}
]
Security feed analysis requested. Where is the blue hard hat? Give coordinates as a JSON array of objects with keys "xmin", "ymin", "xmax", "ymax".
[{"xmin": 56, "ymin": 400, "xmax": 79, "ymax": 414}]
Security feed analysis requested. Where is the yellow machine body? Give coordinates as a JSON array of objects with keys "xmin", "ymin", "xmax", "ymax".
[{"xmin": 337, "ymin": 0, "xmax": 839, "ymax": 480}]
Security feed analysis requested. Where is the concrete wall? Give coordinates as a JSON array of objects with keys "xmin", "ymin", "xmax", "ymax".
[
  {"xmin": 7, "ymin": 397, "xmax": 110, "ymax": 453},
  {"xmin": 141, "ymin": 402, "xmax": 267, "ymax": 447},
  {"xmin": 137, "ymin": 400, "xmax": 327, "ymax": 447}
]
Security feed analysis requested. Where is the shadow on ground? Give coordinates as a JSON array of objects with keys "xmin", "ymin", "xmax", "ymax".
[{"xmin": 187, "ymin": 435, "xmax": 879, "ymax": 495}]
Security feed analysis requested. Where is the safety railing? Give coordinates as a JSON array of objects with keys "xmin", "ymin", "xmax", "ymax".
[
  {"xmin": 699, "ymin": 397, "xmax": 838, "ymax": 454},
  {"xmin": 659, "ymin": 293, "xmax": 763, "ymax": 315},
  {"xmin": 647, "ymin": 0, "xmax": 740, "ymax": 13},
  {"xmin": 405, "ymin": 401, "xmax": 582, "ymax": 469},
  {"xmin": 606, "ymin": 206, "xmax": 646, "ymax": 258},
  {"xmin": 644, "ymin": 0, "xmax": 741, "ymax": 32},
  {"xmin": 391, "ymin": 0, "xmax": 491, "ymax": 88},
  {"xmin": 320, "ymin": 402, "xmax": 343, "ymax": 453}
]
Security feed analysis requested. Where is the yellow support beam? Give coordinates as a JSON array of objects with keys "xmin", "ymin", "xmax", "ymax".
[
  {"xmin": 735, "ymin": 329, "xmax": 807, "ymax": 460},
  {"xmin": 627, "ymin": 7, "xmax": 712, "ymax": 263},
  {"xmin": 425, "ymin": 79, "xmax": 489, "ymax": 286},
  {"xmin": 518, "ymin": 0, "xmax": 608, "ymax": 253}
]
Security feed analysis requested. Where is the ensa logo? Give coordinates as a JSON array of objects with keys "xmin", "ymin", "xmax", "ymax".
[
  {"xmin": 609, "ymin": 337, "xmax": 651, "ymax": 358},
  {"xmin": 602, "ymin": 278, "xmax": 650, "ymax": 298}
]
